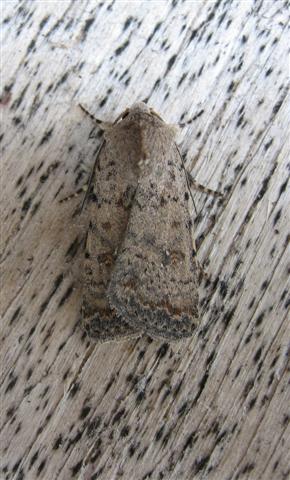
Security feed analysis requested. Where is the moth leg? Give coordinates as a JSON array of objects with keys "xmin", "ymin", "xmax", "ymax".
[
  {"xmin": 59, "ymin": 184, "xmax": 88, "ymax": 204},
  {"xmin": 186, "ymin": 171, "xmax": 223, "ymax": 198},
  {"xmin": 59, "ymin": 154, "xmax": 94, "ymax": 205},
  {"xmin": 192, "ymin": 237, "xmax": 208, "ymax": 280},
  {"xmin": 196, "ymin": 259, "xmax": 208, "ymax": 281}
]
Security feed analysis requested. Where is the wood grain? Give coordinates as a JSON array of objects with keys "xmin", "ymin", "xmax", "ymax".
[{"xmin": 1, "ymin": 1, "xmax": 289, "ymax": 479}]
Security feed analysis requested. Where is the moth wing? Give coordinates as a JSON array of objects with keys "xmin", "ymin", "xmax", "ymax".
[
  {"xmin": 81, "ymin": 125, "xmax": 142, "ymax": 342},
  {"xmin": 108, "ymin": 142, "xmax": 199, "ymax": 340}
]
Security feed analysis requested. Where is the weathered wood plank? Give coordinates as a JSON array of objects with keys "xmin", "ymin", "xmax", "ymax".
[{"xmin": 1, "ymin": 1, "xmax": 289, "ymax": 479}]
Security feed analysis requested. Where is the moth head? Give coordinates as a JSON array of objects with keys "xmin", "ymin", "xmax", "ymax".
[
  {"xmin": 124, "ymin": 102, "xmax": 166, "ymax": 125},
  {"xmin": 117, "ymin": 102, "xmax": 167, "ymax": 138},
  {"xmin": 128, "ymin": 101, "xmax": 151, "ymax": 115},
  {"xmin": 116, "ymin": 102, "xmax": 151, "ymax": 124}
]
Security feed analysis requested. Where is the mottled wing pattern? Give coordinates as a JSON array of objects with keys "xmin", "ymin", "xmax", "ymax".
[
  {"xmin": 108, "ymin": 112, "xmax": 199, "ymax": 340},
  {"xmin": 81, "ymin": 120, "xmax": 142, "ymax": 341}
]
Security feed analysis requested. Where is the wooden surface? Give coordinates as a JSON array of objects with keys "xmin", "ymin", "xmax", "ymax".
[{"xmin": 1, "ymin": 1, "xmax": 289, "ymax": 479}]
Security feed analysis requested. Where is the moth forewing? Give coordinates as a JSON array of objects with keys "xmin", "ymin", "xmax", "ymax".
[{"xmin": 107, "ymin": 103, "xmax": 199, "ymax": 340}]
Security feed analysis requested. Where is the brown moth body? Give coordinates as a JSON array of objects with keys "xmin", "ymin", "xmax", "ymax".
[{"xmin": 81, "ymin": 102, "xmax": 199, "ymax": 341}]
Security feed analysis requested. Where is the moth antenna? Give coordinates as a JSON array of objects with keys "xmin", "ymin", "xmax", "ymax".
[
  {"xmin": 186, "ymin": 171, "xmax": 223, "ymax": 198},
  {"xmin": 79, "ymin": 104, "xmax": 104, "ymax": 126},
  {"xmin": 149, "ymin": 108, "xmax": 166, "ymax": 122}
]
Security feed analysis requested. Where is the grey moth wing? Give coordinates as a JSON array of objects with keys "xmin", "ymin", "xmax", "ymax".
[
  {"xmin": 81, "ymin": 112, "xmax": 143, "ymax": 342},
  {"xmin": 108, "ymin": 106, "xmax": 199, "ymax": 340}
]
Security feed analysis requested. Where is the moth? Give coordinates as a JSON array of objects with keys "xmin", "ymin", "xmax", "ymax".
[{"xmin": 81, "ymin": 102, "xmax": 212, "ymax": 342}]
